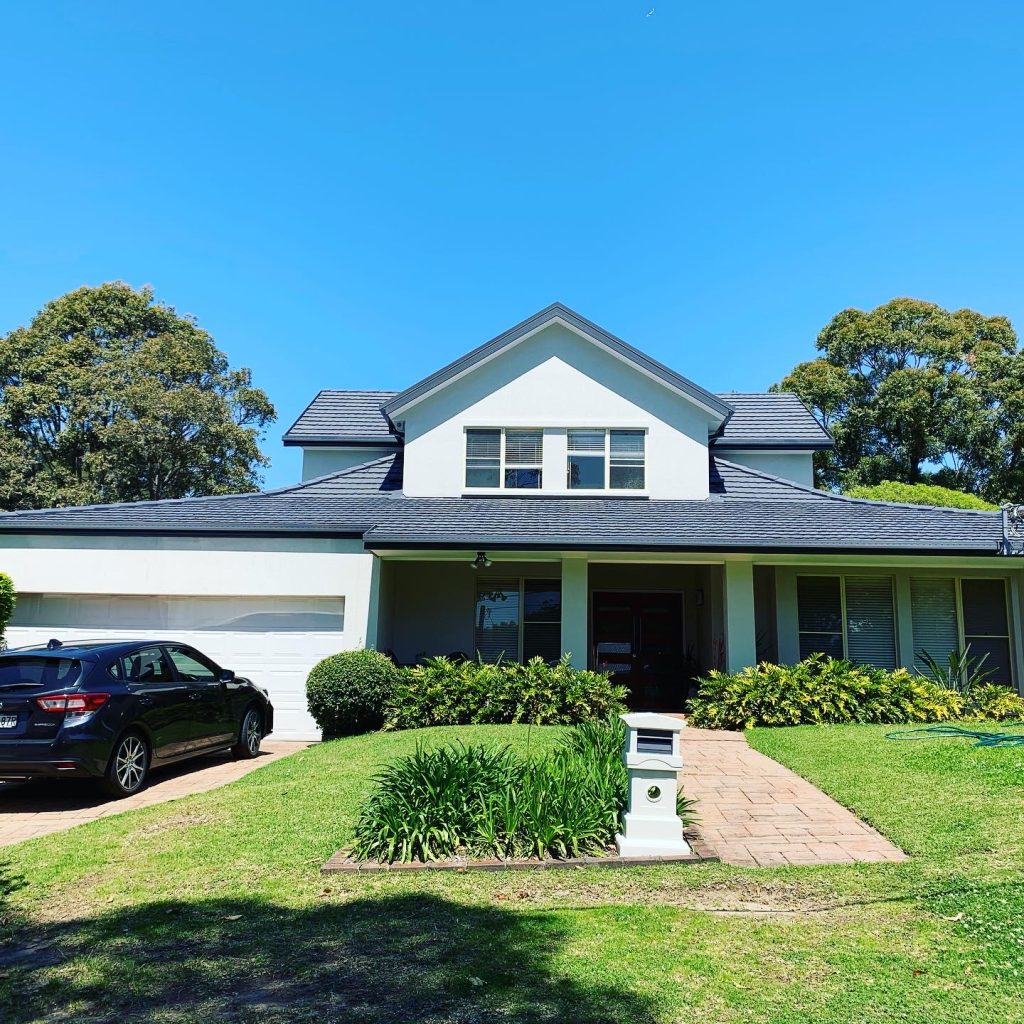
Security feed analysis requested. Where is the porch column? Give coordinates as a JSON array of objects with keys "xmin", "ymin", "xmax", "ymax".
[
  {"xmin": 561, "ymin": 556, "xmax": 589, "ymax": 669},
  {"xmin": 1011, "ymin": 570, "xmax": 1024, "ymax": 695},
  {"xmin": 894, "ymin": 571, "xmax": 915, "ymax": 670},
  {"xmin": 724, "ymin": 559, "xmax": 757, "ymax": 673}
]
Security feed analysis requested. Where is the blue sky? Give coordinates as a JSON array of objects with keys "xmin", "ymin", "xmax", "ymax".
[{"xmin": 2, "ymin": 2, "xmax": 1023, "ymax": 487}]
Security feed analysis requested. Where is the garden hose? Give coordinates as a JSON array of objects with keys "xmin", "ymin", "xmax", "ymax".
[{"xmin": 886, "ymin": 724, "xmax": 1024, "ymax": 747}]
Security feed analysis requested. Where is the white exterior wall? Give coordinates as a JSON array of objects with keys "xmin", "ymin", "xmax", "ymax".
[
  {"xmin": 301, "ymin": 447, "xmax": 396, "ymax": 480},
  {"xmin": 723, "ymin": 450, "xmax": 815, "ymax": 487},
  {"xmin": 0, "ymin": 535, "xmax": 377, "ymax": 739},
  {"xmin": 398, "ymin": 323, "xmax": 717, "ymax": 500}
]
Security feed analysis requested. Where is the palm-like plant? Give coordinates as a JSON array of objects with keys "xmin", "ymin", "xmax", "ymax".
[{"xmin": 916, "ymin": 644, "xmax": 993, "ymax": 694}]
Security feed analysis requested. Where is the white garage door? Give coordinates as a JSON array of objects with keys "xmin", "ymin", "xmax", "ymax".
[{"xmin": 5, "ymin": 595, "xmax": 346, "ymax": 740}]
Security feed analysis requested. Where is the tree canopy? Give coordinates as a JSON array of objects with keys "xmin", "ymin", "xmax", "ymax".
[
  {"xmin": 0, "ymin": 283, "xmax": 275, "ymax": 510},
  {"xmin": 844, "ymin": 480, "xmax": 998, "ymax": 511},
  {"xmin": 773, "ymin": 297, "xmax": 1024, "ymax": 501}
]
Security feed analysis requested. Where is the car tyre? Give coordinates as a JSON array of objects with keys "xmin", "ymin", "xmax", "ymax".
[
  {"xmin": 233, "ymin": 707, "xmax": 263, "ymax": 760},
  {"xmin": 102, "ymin": 731, "xmax": 150, "ymax": 798}
]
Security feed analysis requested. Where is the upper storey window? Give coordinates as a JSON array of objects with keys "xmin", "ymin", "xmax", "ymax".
[
  {"xmin": 465, "ymin": 428, "xmax": 543, "ymax": 489},
  {"xmin": 567, "ymin": 429, "xmax": 645, "ymax": 490}
]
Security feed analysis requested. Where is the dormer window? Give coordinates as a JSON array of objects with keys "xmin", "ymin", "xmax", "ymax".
[
  {"xmin": 465, "ymin": 428, "xmax": 543, "ymax": 489},
  {"xmin": 567, "ymin": 429, "xmax": 645, "ymax": 490}
]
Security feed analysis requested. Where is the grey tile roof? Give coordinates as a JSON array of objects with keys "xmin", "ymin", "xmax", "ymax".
[
  {"xmin": 712, "ymin": 392, "xmax": 833, "ymax": 449},
  {"xmin": 0, "ymin": 453, "xmax": 1001, "ymax": 556},
  {"xmin": 382, "ymin": 303, "xmax": 734, "ymax": 422},
  {"xmin": 283, "ymin": 390, "xmax": 400, "ymax": 445},
  {"xmin": 283, "ymin": 389, "xmax": 831, "ymax": 450}
]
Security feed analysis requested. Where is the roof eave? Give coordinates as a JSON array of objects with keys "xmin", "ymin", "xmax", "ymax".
[{"xmin": 282, "ymin": 435, "xmax": 401, "ymax": 448}]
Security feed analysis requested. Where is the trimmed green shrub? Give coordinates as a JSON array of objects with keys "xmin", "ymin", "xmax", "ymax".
[
  {"xmin": 844, "ymin": 480, "xmax": 997, "ymax": 510},
  {"xmin": 687, "ymin": 656, "xmax": 964, "ymax": 730},
  {"xmin": 306, "ymin": 649, "xmax": 400, "ymax": 737},
  {"xmin": 385, "ymin": 654, "xmax": 628, "ymax": 730},
  {"xmin": 961, "ymin": 683, "xmax": 1024, "ymax": 722},
  {"xmin": 351, "ymin": 716, "xmax": 696, "ymax": 863},
  {"xmin": 0, "ymin": 573, "xmax": 14, "ymax": 649}
]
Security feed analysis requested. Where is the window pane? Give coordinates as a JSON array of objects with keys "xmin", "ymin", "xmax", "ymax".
[
  {"xmin": 504, "ymin": 467, "xmax": 542, "ymax": 489},
  {"xmin": 797, "ymin": 576, "xmax": 843, "ymax": 661},
  {"xmin": 964, "ymin": 637, "xmax": 1013, "ymax": 685},
  {"xmin": 466, "ymin": 465, "xmax": 500, "ymax": 488},
  {"xmin": 524, "ymin": 580, "xmax": 561, "ymax": 622},
  {"xmin": 123, "ymin": 648, "xmax": 174, "ymax": 684},
  {"xmin": 961, "ymin": 579, "xmax": 1009, "ymax": 637},
  {"xmin": 166, "ymin": 647, "xmax": 217, "ymax": 681},
  {"xmin": 504, "ymin": 429, "xmax": 543, "ymax": 465},
  {"xmin": 799, "ymin": 631, "xmax": 844, "ymax": 661},
  {"xmin": 610, "ymin": 430, "xmax": 645, "ymax": 457},
  {"xmin": 844, "ymin": 577, "xmax": 896, "ymax": 669},
  {"xmin": 797, "ymin": 577, "xmax": 842, "ymax": 634},
  {"xmin": 911, "ymin": 577, "xmax": 959, "ymax": 675},
  {"xmin": 568, "ymin": 454, "xmax": 605, "ymax": 489},
  {"xmin": 474, "ymin": 580, "xmax": 520, "ymax": 663},
  {"xmin": 567, "ymin": 430, "xmax": 606, "ymax": 452},
  {"xmin": 610, "ymin": 464, "xmax": 645, "ymax": 489}
]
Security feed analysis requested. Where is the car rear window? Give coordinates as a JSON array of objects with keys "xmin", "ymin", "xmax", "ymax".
[{"xmin": 0, "ymin": 657, "xmax": 82, "ymax": 689}]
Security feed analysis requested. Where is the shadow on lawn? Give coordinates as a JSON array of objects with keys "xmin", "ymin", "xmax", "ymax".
[{"xmin": 2, "ymin": 893, "xmax": 660, "ymax": 1023}]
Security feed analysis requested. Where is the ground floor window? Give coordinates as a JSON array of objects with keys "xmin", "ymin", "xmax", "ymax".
[
  {"xmin": 797, "ymin": 575, "xmax": 897, "ymax": 669},
  {"xmin": 911, "ymin": 577, "xmax": 1013, "ymax": 684},
  {"xmin": 474, "ymin": 578, "xmax": 561, "ymax": 663}
]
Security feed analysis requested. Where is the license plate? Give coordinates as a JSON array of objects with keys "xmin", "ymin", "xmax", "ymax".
[{"xmin": 0, "ymin": 715, "xmax": 17, "ymax": 729}]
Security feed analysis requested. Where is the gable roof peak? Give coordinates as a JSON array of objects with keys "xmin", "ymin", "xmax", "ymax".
[{"xmin": 381, "ymin": 303, "xmax": 733, "ymax": 424}]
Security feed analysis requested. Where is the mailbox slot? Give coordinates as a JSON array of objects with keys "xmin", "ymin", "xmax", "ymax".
[{"xmin": 636, "ymin": 729, "xmax": 673, "ymax": 755}]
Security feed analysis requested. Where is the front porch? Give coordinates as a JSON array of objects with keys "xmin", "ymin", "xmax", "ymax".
[
  {"xmin": 371, "ymin": 551, "xmax": 1024, "ymax": 705},
  {"xmin": 373, "ymin": 554, "xmax": 779, "ymax": 711}
]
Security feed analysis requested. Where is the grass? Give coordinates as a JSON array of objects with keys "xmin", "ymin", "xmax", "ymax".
[{"xmin": 1, "ymin": 722, "xmax": 1024, "ymax": 1022}]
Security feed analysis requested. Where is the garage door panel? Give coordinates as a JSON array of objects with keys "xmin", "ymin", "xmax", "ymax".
[{"xmin": 5, "ymin": 597, "xmax": 349, "ymax": 740}]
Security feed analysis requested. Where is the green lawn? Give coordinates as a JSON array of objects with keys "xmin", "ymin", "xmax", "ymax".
[{"xmin": 2, "ymin": 723, "xmax": 1024, "ymax": 1022}]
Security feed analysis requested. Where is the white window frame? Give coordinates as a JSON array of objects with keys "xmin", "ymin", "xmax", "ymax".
[
  {"xmin": 566, "ymin": 428, "xmax": 647, "ymax": 493},
  {"xmin": 464, "ymin": 428, "xmax": 544, "ymax": 492}
]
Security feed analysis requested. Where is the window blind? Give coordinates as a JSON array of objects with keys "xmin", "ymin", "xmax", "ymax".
[
  {"xmin": 844, "ymin": 576, "xmax": 896, "ymax": 669},
  {"xmin": 961, "ymin": 578, "xmax": 1012, "ymax": 684},
  {"xmin": 910, "ymin": 577, "xmax": 959, "ymax": 675},
  {"xmin": 504, "ymin": 429, "xmax": 543, "ymax": 465},
  {"xmin": 567, "ymin": 430, "xmax": 607, "ymax": 452},
  {"xmin": 522, "ymin": 580, "xmax": 562, "ymax": 663},
  {"xmin": 797, "ymin": 576, "xmax": 844, "ymax": 659},
  {"xmin": 465, "ymin": 429, "xmax": 501, "ymax": 488},
  {"xmin": 474, "ymin": 579, "xmax": 520, "ymax": 663}
]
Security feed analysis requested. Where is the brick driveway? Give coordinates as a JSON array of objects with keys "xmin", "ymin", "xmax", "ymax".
[
  {"xmin": 681, "ymin": 728, "xmax": 907, "ymax": 867},
  {"xmin": 0, "ymin": 741, "xmax": 309, "ymax": 847}
]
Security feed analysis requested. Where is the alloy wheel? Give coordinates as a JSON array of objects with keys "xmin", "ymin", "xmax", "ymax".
[
  {"xmin": 114, "ymin": 735, "xmax": 146, "ymax": 792},
  {"xmin": 244, "ymin": 711, "xmax": 262, "ymax": 755}
]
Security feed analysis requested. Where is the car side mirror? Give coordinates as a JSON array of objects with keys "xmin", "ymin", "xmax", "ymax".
[{"xmin": 219, "ymin": 669, "xmax": 235, "ymax": 683}]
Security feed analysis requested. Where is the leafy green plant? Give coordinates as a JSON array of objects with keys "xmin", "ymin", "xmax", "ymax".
[
  {"xmin": 844, "ymin": 481, "xmax": 998, "ymax": 510},
  {"xmin": 351, "ymin": 715, "xmax": 696, "ymax": 863},
  {"xmin": 687, "ymin": 655, "xmax": 967, "ymax": 730},
  {"xmin": 0, "ymin": 573, "xmax": 15, "ymax": 649},
  {"xmin": 306, "ymin": 649, "xmax": 400, "ymax": 737},
  {"xmin": 916, "ymin": 644, "xmax": 993, "ymax": 694},
  {"xmin": 385, "ymin": 655, "xmax": 628, "ymax": 730},
  {"xmin": 960, "ymin": 683, "xmax": 1024, "ymax": 721}
]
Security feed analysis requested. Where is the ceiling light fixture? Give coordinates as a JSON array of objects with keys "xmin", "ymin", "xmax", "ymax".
[{"xmin": 471, "ymin": 551, "xmax": 492, "ymax": 569}]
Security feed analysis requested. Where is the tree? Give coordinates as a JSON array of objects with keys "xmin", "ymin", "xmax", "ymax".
[
  {"xmin": 0, "ymin": 283, "xmax": 275, "ymax": 509},
  {"xmin": 772, "ymin": 297, "xmax": 1024, "ymax": 501},
  {"xmin": 844, "ymin": 481, "xmax": 997, "ymax": 510}
]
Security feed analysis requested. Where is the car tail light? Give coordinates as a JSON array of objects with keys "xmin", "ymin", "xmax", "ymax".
[{"xmin": 35, "ymin": 693, "xmax": 111, "ymax": 714}]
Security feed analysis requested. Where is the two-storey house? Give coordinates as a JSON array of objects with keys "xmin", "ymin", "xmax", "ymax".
[{"xmin": 1, "ymin": 303, "xmax": 1020, "ymax": 738}]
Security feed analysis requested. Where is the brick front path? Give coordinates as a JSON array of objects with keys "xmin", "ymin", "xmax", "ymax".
[
  {"xmin": 680, "ymin": 728, "xmax": 907, "ymax": 867},
  {"xmin": 0, "ymin": 741, "xmax": 309, "ymax": 847}
]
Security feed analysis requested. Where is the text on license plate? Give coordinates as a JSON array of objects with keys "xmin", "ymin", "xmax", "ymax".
[{"xmin": 0, "ymin": 715, "xmax": 17, "ymax": 728}]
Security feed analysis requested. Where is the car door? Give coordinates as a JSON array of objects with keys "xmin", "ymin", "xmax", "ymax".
[
  {"xmin": 163, "ymin": 645, "xmax": 235, "ymax": 750},
  {"xmin": 119, "ymin": 646, "xmax": 191, "ymax": 760}
]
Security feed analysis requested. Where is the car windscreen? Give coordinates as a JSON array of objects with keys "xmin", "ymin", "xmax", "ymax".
[{"xmin": 0, "ymin": 657, "xmax": 82, "ymax": 690}]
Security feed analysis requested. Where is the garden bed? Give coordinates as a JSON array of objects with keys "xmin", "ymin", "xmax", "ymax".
[{"xmin": 322, "ymin": 838, "xmax": 718, "ymax": 873}]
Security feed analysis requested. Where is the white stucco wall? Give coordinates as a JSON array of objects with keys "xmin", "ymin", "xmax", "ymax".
[
  {"xmin": 398, "ymin": 323, "xmax": 719, "ymax": 500},
  {"xmin": 301, "ymin": 447, "xmax": 396, "ymax": 480},
  {"xmin": 723, "ymin": 450, "xmax": 815, "ymax": 487}
]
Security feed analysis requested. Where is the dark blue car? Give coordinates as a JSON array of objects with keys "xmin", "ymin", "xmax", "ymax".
[{"xmin": 0, "ymin": 639, "xmax": 274, "ymax": 797}]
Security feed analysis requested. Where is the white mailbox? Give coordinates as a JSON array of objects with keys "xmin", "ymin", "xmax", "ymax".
[{"xmin": 615, "ymin": 712, "xmax": 691, "ymax": 858}]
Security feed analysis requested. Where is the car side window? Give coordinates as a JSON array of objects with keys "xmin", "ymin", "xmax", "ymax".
[
  {"xmin": 121, "ymin": 647, "xmax": 175, "ymax": 685},
  {"xmin": 164, "ymin": 646, "xmax": 218, "ymax": 683}
]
